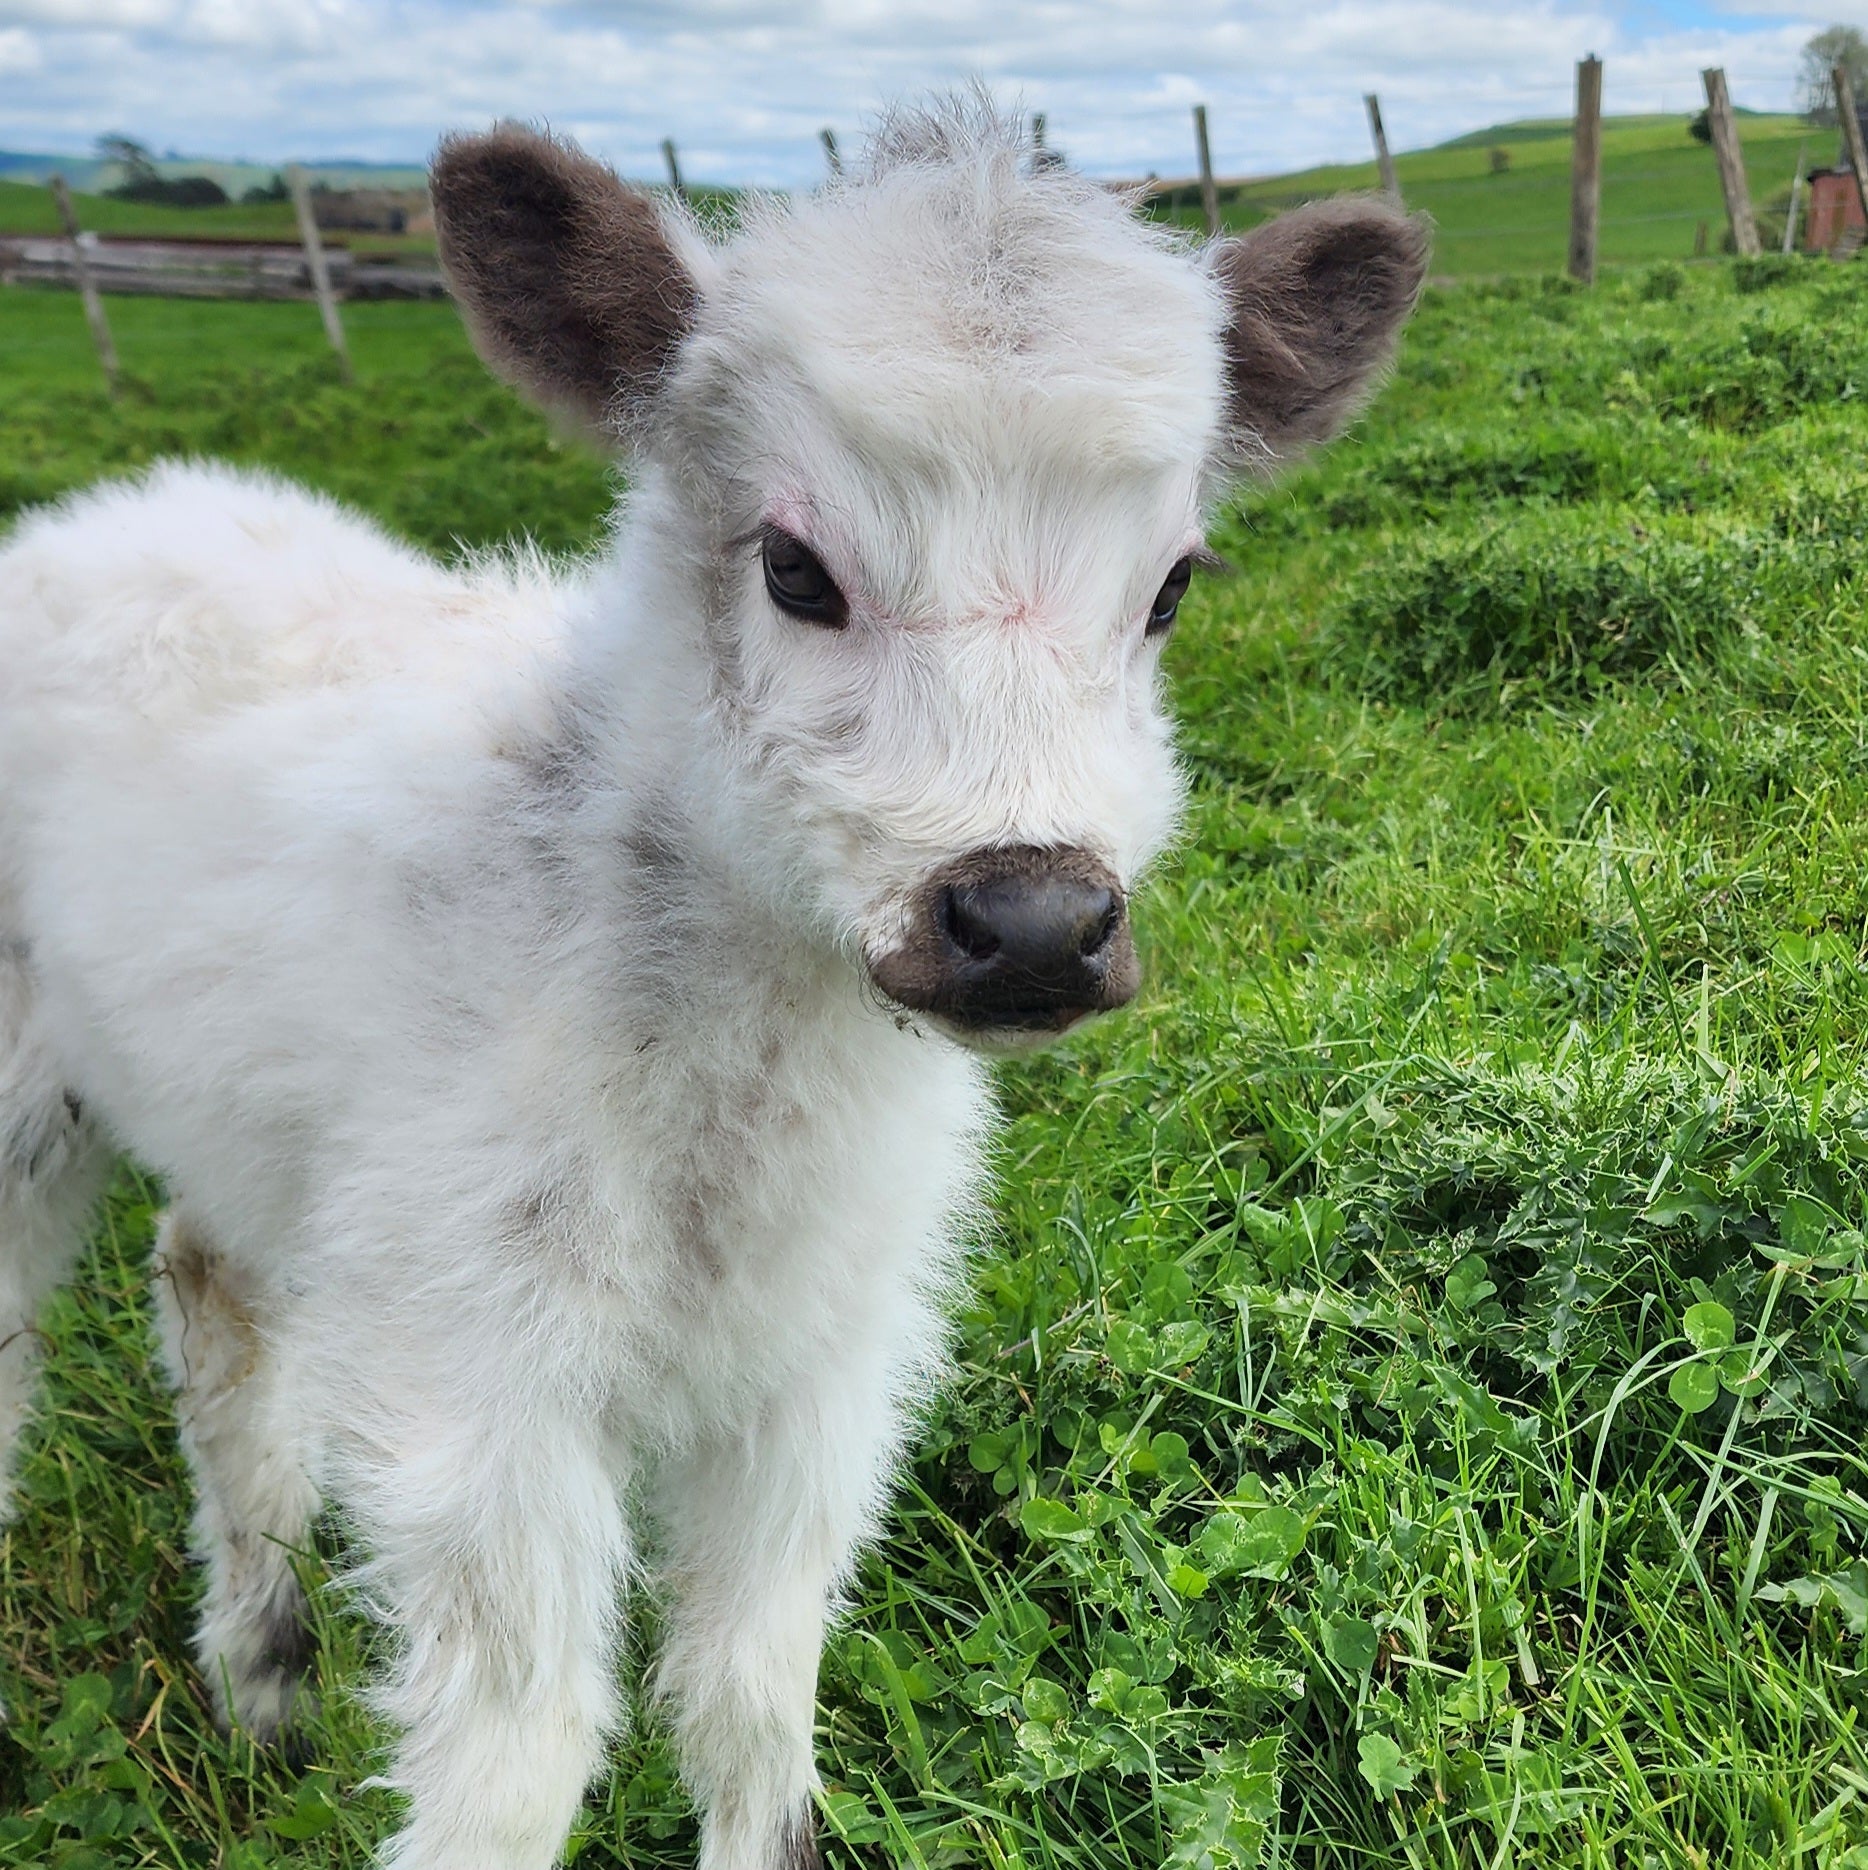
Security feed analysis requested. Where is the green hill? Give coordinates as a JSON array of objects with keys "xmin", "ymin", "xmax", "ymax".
[{"xmin": 1160, "ymin": 112, "xmax": 1828, "ymax": 276}]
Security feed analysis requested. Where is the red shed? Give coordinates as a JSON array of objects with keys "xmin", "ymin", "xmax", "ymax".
[
  {"xmin": 1806, "ymin": 107, "xmax": 1868, "ymax": 254},
  {"xmin": 1806, "ymin": 167, "xmax": 1867, "ymax": 252}
]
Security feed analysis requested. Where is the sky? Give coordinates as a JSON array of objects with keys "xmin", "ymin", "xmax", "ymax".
[{"xmin": 0, "ymin": 0, "xmax": 1864, "ymax": 188}]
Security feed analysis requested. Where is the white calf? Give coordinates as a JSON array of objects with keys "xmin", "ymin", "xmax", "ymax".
[{"xmin": 0, "ymin": 102, "xmax": 1425, "ymax": 1870}]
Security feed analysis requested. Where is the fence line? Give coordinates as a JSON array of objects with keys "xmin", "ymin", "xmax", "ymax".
[
  {"xmin": 7, "ymin": 71, "xmax": 1859, "ymax": 396},
  {"xmin": 0, "ymin": 234, "xmax": 444, "ymax": 301},
  {"xmin": 1568, "ymin": 56, "xmax": 1603, "ymax": 283},
  {"xmin": 1364, "ymin": 95, "xmax": 1402, "ymax": 207},
  {"xmin": 47, "ymin": 175, "xmax": 116, "ymax": 397},
  {"xmin": 1702, "ymin": 68, "xmax": 1761, "ymax": 256},
  {"xmin": 288, "ymin": 163, "xmax": 351, "ymax": 381},
  {"xmin": 1191, "ymin": 104, "xmax": 1220, "ymax": 238},
  {"xmin": 1837, "ymin": 64, "xmax": 1868, "ymax": 228}
]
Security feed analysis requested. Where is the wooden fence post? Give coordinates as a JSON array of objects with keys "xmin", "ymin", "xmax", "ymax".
[
  {"xmin": 1192, "ymin": 104, "xmax": 1220, "ymax": 238},
  {"xmin": 1836, "ymin": 64, "xmax": 1868, "ymax": 231},
  {"xmin": 820, "ymin": 128, "xmax": 840, "ymax": 177},
  {"xmin": 1783, "ymin": 144, "xmax": 1807, "ymax": 255},
  {"xmin": 1030, "ymin": 112, "xmax": 1060, "ymax": 171},
  {"xmin": 1702, "ymin": 68, "xmax": 1761, "ymax": 257},
  {"xmin": 662, "ymin": 138, "xmax": 685, "ymax": 200},
  {"xmin": 48, "ymin": 175, "xmax": 118, "ymax": 397},
  {"xmin": 1364, "ymin": 94, "xmax": 1401, "ymax": 205},
  {"xmin": 287, "ymin": 165, "xmax": 351, "ymax": 383},
  {"xmin": 1568, "ymin": 56, "xmax": 1603, "ymax": 284}
]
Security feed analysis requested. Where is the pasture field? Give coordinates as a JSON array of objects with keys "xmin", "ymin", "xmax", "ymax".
[
  {"xmin": 1158, "ymin": 112, "xmax": 1817, "ymax": 275},
  {"xmin": 0, "ymin": 184, "xmax": 436, "ymax": 261},
  {"xmin": 4, "ymin": 258, "xmax": 1868, "ymax": 1869},
  {"xmin": 0, "ymin": 180, "xmax": 306, "ymax": 243}
]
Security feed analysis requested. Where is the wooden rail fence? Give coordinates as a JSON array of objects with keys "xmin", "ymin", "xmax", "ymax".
[{"xmin": 0, "ymin": 234, "xmax": 444, "ymax": 302}]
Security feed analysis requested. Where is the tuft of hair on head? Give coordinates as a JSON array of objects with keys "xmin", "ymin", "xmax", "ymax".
[
  {"xmin": 841, "ymin": 93, "xmax": 1428, "ymax": 474},
  {"xmin": 429, "ymin": 124, "xmax": 699, "ymax": 445},
  {"xmin": 1210, "ymin": 196, "xmax": 1432, "ymax": 468},
  {"xmin": 858, "ymin": 86, "xmax": 1031, "ymax": 182}
]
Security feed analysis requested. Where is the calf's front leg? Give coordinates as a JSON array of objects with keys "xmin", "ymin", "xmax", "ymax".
[
  {"xmin": 335, "ymin": 1396, "xmax": 629, "ymax": 1870},
  {"xmin": 650, "ymin": 1365, "xmax": 918, "ymax": 1870}
]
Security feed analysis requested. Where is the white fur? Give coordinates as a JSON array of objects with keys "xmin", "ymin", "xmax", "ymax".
[{"xmin": 0, "ymin": 117, "xmax": 1248, "ymax": 1870}]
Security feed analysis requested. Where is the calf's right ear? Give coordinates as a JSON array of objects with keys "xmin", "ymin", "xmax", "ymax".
[
  {"xmin": 1211, "ymin": 197, "xmax": 1431, "ymax": 467},
  {"xmin": 430, "ymin": 126, "xmax": 698, "ymax": 440}
]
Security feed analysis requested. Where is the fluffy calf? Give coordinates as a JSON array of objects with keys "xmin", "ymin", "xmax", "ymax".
[{"xmin": 0, "ymin": 106, "xmax": 1425, "ymax": 1869}]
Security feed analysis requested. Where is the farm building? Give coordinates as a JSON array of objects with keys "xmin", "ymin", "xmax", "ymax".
[
  {"xmin": 1806, "ymin": 167, "xmax": 1865, "ymax": 251},
  {"xmin": 1805, "ymin": 106, "xmax": 1868, "ymax": 254},
  {"xmin": 311, "ymin": 186, "xmax": 431, "ymax": 235}
]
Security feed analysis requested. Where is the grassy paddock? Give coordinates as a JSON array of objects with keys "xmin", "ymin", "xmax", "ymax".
[
  {"xmin": 4, "ymin": 263, "xmax": 1868, "ymax": 1868},
  {"xmin": 0, "ymin": 180, "xmax": 446, "ymax": 259},
  {"xmin": 1156, "ymin": 113, "xmax": 1818, "ymax": 276},
  {"xmin": 0, "ymin": 181, "xmax": 308, "ymax": 244}
]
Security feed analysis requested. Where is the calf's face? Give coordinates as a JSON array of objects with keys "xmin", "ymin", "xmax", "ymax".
[
  {"xmin": 431, "ymin": 124, "xmax": 1428, "ymax": 1048},
  {"xmin": 676, "ymin": 288, "xmax": 1202, "ymax": 1044}
]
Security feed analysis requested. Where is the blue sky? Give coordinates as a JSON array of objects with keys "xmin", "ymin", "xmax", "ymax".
[{"xmin": 0, "ymin": 1, "xmax": 1859, "ymax": 187}]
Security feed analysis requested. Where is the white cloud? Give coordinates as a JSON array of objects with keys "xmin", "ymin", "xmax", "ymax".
[
  {"xmin": 0, "ymin": 0, "xmax": 1837, "ymax": 184},
  {"xmin": 0, "ymin": 1, "xmax": 169, "ymax": 23}
]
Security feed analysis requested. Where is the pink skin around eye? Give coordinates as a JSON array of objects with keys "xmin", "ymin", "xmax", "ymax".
[
  {"xmin": 761, "ymin": 497, "xmax": 878, "ymax": 621},
  {"xmin": 763, "ymin": 491, "xmax": 814, "ymax": 542}
]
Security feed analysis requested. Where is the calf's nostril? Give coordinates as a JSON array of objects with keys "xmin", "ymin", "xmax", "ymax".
[
  {"xmin": 1079, "ymin": 891, "xmax": 1122, "ymax": 959},
  {"xmin": 939, "ymin": 875, "xmax": 1123, "ymax": 972},
  {"xmin": 939, "ymin": 885, "xmax": 1001, "ymax": 961}
]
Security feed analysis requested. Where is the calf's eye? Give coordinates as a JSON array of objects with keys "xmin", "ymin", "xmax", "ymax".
[
  {"xmin": 762, "ymin": 529, "xmax": 848, "ymax": 628},
  {"xmin": 1147, "ymin": 557, "xmax": 1193, "ymax": 637}
]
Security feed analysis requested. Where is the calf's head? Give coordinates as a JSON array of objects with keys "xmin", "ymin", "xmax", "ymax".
[{"xmin": 431, "ymin": 108, "xmax": 1428, "ymax": 1048}]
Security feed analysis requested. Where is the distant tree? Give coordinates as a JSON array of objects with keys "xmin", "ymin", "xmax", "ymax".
[
  {"xmin": 241, "ymin": 171, "xmax": 289, "ymax": 205},
  {"xmin": 1488, "ymin": 146, "xmax": 1510, "ymax": 173},
  {"xmin": 94, "ymin": 130, "xmax": 230, "ymax": 207},
  {"xmin": 1688, "ymin": 108, "xmax": 1712, "ymax": 144},
  {"xmin": 106, "ymin": 168, "xmax": 229, "ymax": 207},
  {"xmin": 153, "ymin": 176, "xmax": 229, "ymax": 207},
  {"xmin": 94, "ymin": 132, "xmax": 157, "ymax": 188},
  {"xmin": 1798, "ymin": 25, "xmax": 1868, "ymax": 124}
]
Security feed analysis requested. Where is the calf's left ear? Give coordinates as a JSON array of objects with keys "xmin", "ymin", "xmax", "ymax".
[
  {"xmin": 1210, "ymin": 197, "xmax": 1431, "ymax": 466},
  {"xmin": 430, "ymin": 125, "xmax": 698, "ymax": 440}
]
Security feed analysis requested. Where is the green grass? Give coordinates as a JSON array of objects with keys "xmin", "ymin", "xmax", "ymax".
[
  {"xmin": 0, "ymin": 179, "xmax": 307, "ymax": 243},
  {"xmin": 5, "ymin": 261, "xmax": 1868, "ymax": 1867},
  {"xmin": 0, "ymin": 180, "xmax": 439, "ymax": 260},
  {"xmin": 1155, "ymin": 112, "xmax": 1824, "ymax": 276},
  {"xmin": 0, "ymin": 293, "xmax": 612, "ymax": 555}
]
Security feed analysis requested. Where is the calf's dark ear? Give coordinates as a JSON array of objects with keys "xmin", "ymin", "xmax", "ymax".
[
  {"xmin": 1211, "ymin": 198, "xmax": 1430, "ymax": 465},
  {"xmin": 430, "ymin": 126, "xmax": 698, "ymax": 439}
]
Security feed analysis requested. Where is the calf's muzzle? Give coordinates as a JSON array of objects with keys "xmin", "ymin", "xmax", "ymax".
[{"xmin": 871, "ymin": 845, "xmax": 1139, "ymax": 1035}]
